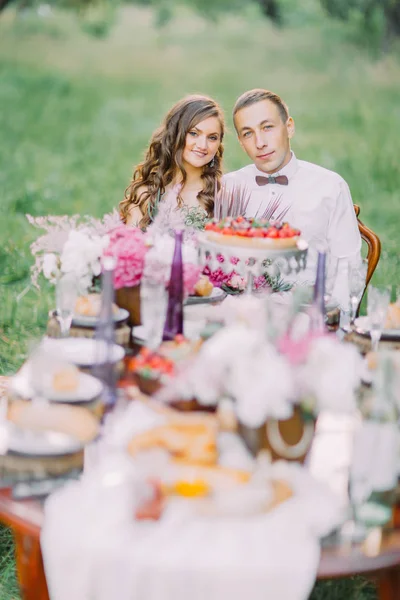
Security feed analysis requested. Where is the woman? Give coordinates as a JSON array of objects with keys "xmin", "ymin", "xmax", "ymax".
[{"xmin": 119, "ymin": 94, "xmax": 225, "ymax": 229}]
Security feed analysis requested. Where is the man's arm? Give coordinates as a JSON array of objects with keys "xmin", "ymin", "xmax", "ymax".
[{"xmin": 328, "ymin": 178, "xmax": 362, "ymax": 308}]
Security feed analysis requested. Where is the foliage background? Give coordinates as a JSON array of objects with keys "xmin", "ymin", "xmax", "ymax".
[{"xmin": 0, "ymin": 0, "xmax": 400, "ymax": 597}]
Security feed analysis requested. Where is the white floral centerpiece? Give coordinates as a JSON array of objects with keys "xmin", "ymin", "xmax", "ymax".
[
  {"xmin": 27, "ymin": 212, "xmax": 202, "ymax": 329},
  {"xmin": 27, "ymin": 212, "xmax": 121, "ymax": 293},
  {"xmin": 156, "ymin": 294, "xmax": 363, "ymax": 459}
]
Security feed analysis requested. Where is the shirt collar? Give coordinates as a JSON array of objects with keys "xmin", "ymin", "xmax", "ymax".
[{"xmin": 253, "ymin": 152, "xmax": 299, "ymax": 181}]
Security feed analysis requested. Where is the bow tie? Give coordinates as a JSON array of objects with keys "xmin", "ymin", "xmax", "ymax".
[{"xmin": 256, "ymin": 175, "xmax": 288, "ymax": 186}]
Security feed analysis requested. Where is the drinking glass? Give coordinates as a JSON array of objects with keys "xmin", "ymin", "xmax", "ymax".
[
  {"xmin": 28, "ymin": 340, "xmax": 54, "ymax": 404},
  {"xmin": 367, "ymin": 286, "xmax": 391, "ymax": 353},
  {"xmin": 324, "ymin": 254, "xmax": 339, "ymax": 307},
  {"xmin": 56, "ymin": 273, "xmax": 78, "ymax": 337},
  {"xmin": 140, "ymin": 276, "xmax": 168, "ymax": 350},
  {"xmin": 348, "ymin": 258, "xmax": 368, "ymax": 325},
  {"xmin": 342, "ymin": 403, "xmax": 398, "ymax": 541}
]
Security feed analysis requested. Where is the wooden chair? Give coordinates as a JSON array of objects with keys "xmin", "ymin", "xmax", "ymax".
[{"xmin": 354, "ymin": 204, "xmax": 381, "ymax": 286}]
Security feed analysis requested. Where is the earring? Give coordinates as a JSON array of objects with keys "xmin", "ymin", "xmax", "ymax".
[{"xmin": 209, "ymin": 157, "xmax": 215, "ymax": 168}]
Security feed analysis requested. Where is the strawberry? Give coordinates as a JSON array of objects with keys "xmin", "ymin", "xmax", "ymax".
[{"xmin": 249, "ymin": 228, "xmax": 264, "ymax": 237}]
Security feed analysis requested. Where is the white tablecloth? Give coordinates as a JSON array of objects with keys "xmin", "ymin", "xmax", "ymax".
[{"xmin": 41, "ymin": 437, "xmax": 342, "ymax": 600}]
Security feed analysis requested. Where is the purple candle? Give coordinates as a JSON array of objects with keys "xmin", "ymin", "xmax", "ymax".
[{"xmin": 163, "ymin": 230, "xmax": 184, "ymax": 341}]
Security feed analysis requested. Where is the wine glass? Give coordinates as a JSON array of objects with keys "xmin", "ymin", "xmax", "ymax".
[
  {"xmin": 56, "ymin": 273, "xmax": 78, "ymax": 337},
  {"xmin": 367, "ymin": 286, "xmax": 391, "ymax": 353},
  {"xmin": 348, "ymin": 259, "xmax": 368, "ymax": 325}
]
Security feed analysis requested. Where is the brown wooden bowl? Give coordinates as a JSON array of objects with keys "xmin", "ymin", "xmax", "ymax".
[
  {"xmin": 169, "ymin": 398, "xmax": 216, "ymax": 413},
  {"xmin": 133, "ymin": 372, "xmax": 216, "ymax": 413},
  {"xmin": 238, "ymin": 405, "xmax": 316, "ymax": 464},
  {"xmin": 133, "ymin": 373, "xmax": 162, "ymax": 396}
]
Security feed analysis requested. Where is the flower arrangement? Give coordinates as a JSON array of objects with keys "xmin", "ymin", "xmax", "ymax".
[
  {"xmin": 28, "ymin": 212, "xmax": 201, "ymax": 297},
  {"xmin": 157, "ymin": 323, "xmax": 296, "ymax": 427},
  {"xmin": 105, "ymin": 225, "xmax": 201, "ymax": 296},
  {"xmin": 27, "ymin": 212, "xmax": 121, "ymax": 292},
  {"xmin": 156, "ymin": 295, "xmax": 363, "ymax": 427},
  {"xmin": 286, "ymin": 334, "xmax": 362, "ymax": 414}
]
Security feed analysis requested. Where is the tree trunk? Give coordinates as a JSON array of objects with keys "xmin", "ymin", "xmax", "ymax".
[
  {"xmin": 257, "ymin": 0, "xmax": 282, "ymax": 24},
  {"xmin": 382, "ymin": 0, "xmax": 400, "ymax": 52},
  {"xmin": 0, "ymin": 0, "xmax": 15, "ymax": 12}
]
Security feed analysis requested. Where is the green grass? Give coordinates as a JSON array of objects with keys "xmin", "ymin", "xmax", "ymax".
[{"xmin": 1, "ymin": 2, "xmax": 400, "ymax": 597}]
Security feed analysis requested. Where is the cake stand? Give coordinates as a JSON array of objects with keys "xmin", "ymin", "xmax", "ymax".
[{"xmin": 197, "ymin": 233, "xmax": 308, "ymax": 290}]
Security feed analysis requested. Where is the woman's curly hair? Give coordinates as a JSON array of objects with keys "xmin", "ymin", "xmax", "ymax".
[{"xmin": 119, "ymin": 95, "xmax": 225, "ymax": 229}]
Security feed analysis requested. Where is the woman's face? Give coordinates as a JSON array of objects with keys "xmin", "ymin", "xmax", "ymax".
[{"xmin": 182, "ymin": 116, "xmax": 222, "ymax": 170}]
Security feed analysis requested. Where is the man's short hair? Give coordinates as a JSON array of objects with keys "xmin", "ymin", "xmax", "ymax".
[{"xmin": 233, "ymin": 89, "xmax": 289, "ymax": 127}]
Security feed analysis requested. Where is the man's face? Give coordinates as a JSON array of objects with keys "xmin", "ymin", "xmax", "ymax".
[{"xmin": 234, "ymin": 99, "xmax": 294, "ymax": 174}]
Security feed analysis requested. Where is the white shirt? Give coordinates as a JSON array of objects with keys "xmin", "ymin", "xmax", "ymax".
[{"xmin": 223, "ymin": 153, "xmax": 362, "ymax": 307}]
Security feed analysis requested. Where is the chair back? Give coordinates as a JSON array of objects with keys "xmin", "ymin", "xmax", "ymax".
[{"xmin": 354, "ymin": 204, "xmax": 381, "ymax": 286}]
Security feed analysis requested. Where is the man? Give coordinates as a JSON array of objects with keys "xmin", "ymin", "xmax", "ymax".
[{"xmin": 223, "ymin": 88, "xmax": 362, "ymax": 305}]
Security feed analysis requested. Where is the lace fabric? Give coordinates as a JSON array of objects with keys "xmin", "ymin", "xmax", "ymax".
[{"xmin": 148, "ymin": 184, "xmax": 208, "ymax": 239}]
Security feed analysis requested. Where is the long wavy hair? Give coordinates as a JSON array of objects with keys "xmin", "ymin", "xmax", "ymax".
[{"xmin": 119, "ymin": 95, "xmax": 225, "ymax": 228}]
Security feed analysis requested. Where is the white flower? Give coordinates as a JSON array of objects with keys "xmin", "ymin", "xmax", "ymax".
[
  {"xmin": 211, "ymin": 295, "xmax": 267, "ymax": 331},
  {"xmin": 232, "ymin": 343, "xmax": 294, "ymax": 428},
  {"xmin": 42, "ymin": 253, "xmax": 60, "ymax": 281},
  {"xmin": 229, "ymin": 274, "xmax": 246, "ymax": 291},
  {"xmin": 60, "ymin": 230, "xmax": 108, "ymax": 293},
  {"xmin": 297, "ymin": 337, "xmax": 362, "ymax": 413},
  {"xmin": 148, "ymin": 234, "xmax": 197, "ymax": 263},
  {"xmin": 157, "ymin": 324, "xmax": 295, "ymax": 427}
]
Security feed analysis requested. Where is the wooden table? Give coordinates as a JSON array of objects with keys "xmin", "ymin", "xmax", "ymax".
[
  {"xmin": 318, "ymin": 528, "xmax": 400, "ymax": 599},
  {"xmin": 1, "ymin": 488, "xmax": 400, "ymax": 600},
  {"xmin": 0, "ymin": 489, "xmax": 48, "ymax": 600}
]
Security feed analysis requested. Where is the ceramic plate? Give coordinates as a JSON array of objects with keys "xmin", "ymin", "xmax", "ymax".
[
  {"xmin": 185, "ymin": 287, "xmax": 226, "ymax": 306},
  {"xmin": 10, "ymin": 364, "xmax": 103, "ymax": 403},
  {"xmin": 72, "ymin": 308, "xmax": 129, "ymax": 328},
  {"xmin": 43, "ymin": 338, "xmax": 125, "ymax": 367},
  {"xmin": 354, "ymin": 316, "xmax": 400, "ymax": 341},
  {"xmin": 133, "ymin": 319, "xmax": 207, "ymax": 345},
  {"xmin": 6, "ymin": 424, "xmax": 84, "ymax": 457}
]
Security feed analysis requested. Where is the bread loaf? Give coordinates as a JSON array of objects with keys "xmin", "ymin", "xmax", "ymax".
[{"xmin": 8, "ymin": 400, "xmax": 99, "ymax": 443}]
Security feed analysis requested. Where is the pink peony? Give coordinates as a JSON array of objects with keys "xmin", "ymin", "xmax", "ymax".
[
  {"xmin": 254, "ymin": 275, "xmax": 268, "ymax": 290},
  {"xmin": 202, "ymin": 252, "xmax": 244, "ymax": 288},
  {"xmin": 183, "ymin": 262, "xmax": 202, "ymax": 296},
  {"xmin": 105, "ymin": 225, "xmax": 147, "ymax": 290},
  {"xmin": 203, "ymin": 265, "xmax": 233, "ymax": 287},
  {"xmin": 277, "ymin": 331, "xmax": 329, "ymax": 366},
  {"xmin": 105, "ymin": 225, "xmax": 201, "ymax": 294}
]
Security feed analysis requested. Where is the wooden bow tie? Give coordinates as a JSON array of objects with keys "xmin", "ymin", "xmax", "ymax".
[{"xmin": 256, "ymin": 175, "xmax": 288, "ymax": 186}]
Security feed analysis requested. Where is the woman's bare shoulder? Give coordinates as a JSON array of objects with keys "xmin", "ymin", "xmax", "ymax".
[
  {"xmin": 135, "ymin": 184, "xmax": 149, "ymax": 198},
  {"xmin": 125, "ymin": 185, "xmax": 151, "ymax": 226},
  {"xmin": 126, "ymin": 204, "xmax": 144, "ymax": 226}
]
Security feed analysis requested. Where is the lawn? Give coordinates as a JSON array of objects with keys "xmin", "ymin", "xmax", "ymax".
[{"xmin": 0, "ymin": 1, "xmax": 399, "ymax": 597}]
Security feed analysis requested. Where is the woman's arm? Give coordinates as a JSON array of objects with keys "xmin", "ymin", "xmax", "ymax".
[{"xmin": 125, "ymin": 185, "xmax": 148, "ymax": 227}]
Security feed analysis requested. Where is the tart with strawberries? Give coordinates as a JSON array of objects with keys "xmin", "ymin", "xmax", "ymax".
[
  {"xmin": 128, "ymin": 348, "xmax": 175, "ymax": 395},
  {"xmin": 204, "ymin": 216, "xmax": 301, "ymax": 249}
]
